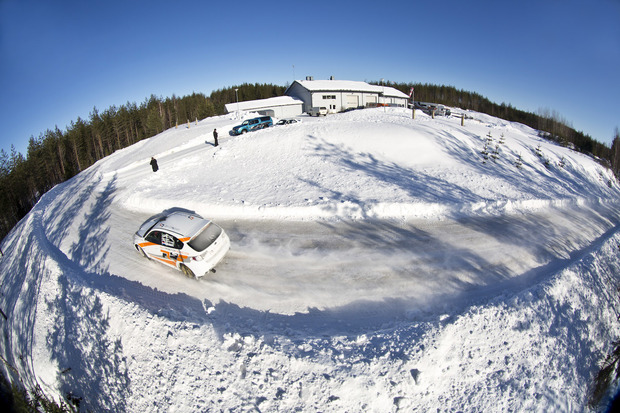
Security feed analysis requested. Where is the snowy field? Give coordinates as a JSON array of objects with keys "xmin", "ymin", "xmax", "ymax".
[{"xmin": 1, "ymin": 107, "xmax": 620, "ymax": 411}]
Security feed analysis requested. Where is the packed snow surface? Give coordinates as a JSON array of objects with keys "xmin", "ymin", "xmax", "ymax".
[{"xmin": 1, "ymin": 108, "xmax": 620, "ymax": 411}]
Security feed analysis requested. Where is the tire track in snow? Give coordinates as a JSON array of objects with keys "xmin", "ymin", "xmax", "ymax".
[{"xmin": 103, "ymin": 196, "xmax": 620, "ymax": 330}]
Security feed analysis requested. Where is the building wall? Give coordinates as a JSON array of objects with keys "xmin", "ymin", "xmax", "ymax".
[
  {"xmin": 384, "ymin": 96, "xmax": 408, "ymax": 106},
  {"xmin": 285, "ymin": 81, "xmax": 409, "ymax": 114},
  {"xmin": 311, "ymin": 92, "xmax": 345, "ymax": 113},
  {"xmin": 255, "ymin": 104, "xmax": 303, "ymax": 118},
  {"xmin": 285, "ymin": 83, "xmax": 313, "ymax": 113},
  {"xmin": 277, "ymin": 104, "xmax": 303, "ymax": 118},
  {"xmin": 310, "ymin": 91, "xmax": 375, "ymax": 112}
]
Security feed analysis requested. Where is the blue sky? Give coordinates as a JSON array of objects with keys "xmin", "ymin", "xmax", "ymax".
[{"xmin": 1, "ymin": 0, "xmax": 619, "ymax": 156}]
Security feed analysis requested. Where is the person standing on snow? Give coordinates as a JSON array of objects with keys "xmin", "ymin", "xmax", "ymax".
[
  {"xmin": 150, "ymin": 157, "xmax": 159, "ymax": 172},
  {"xmin": 213, "ymin": 129, "xmax": 219, "ymax": 147}
]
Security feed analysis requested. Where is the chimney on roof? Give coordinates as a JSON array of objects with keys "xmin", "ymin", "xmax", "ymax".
[{"xmin": 306, "ymin": 76, "xmax": 314, "ymax": 81}]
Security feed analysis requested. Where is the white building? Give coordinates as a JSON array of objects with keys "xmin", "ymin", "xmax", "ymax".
[
  {"xmin": 284, "ymin": 78, "xmax": 410, "ymax": 113},
  {"xmin": 224, "ymin": 79, "xmax": 410, "ymax": 118},
  {"xmin": 224, "ymin": 96, "xmax": 303, "ymax": 118}
]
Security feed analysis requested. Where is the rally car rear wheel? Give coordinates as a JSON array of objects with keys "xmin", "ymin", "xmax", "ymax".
[{"xmin": 180, "ymin": 264, "xmax": 195, "ymax": 279}]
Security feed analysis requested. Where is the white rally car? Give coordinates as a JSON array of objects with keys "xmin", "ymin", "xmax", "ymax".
[{"xmin": 134, "ymin": 211, "xmax": 230, "ymax": 278}]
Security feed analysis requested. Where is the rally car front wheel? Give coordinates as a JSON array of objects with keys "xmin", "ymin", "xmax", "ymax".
[{"xmin": 136, "ymin": 245, "xmax": 149, "ymax": 259}]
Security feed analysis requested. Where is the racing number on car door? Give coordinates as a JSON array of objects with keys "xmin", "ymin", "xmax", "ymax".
[{"xmin": 144, "ymin": 231, "xmax": 182, "ymax": 266}]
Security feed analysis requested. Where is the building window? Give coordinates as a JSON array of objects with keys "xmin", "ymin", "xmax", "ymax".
[{"xmin": 322, "ymin": 95, "xmax": 336, "ymax": 100}]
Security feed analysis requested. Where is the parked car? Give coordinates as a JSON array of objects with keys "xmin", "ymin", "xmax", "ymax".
[
  {"xmin": 308, "ymin": 107, "xmax": 328, "ymax": 116},
  {"xmin": 230, "ymin": 116, "xmax": 273, "ymax": 135},
  {"xmin": 414, "ymin": 102, "xmax": 451, "ymax": 116},
  {"xmin": 251, "ymin": 122, "xmax": 269, "ymax": 131},
  {"xmin": 275, "ymin": 118, "xmax": 301, "ymax": 125},
  {"xmin": 134, "ymin": 211, "xmax": 230, "ymax": 278}
]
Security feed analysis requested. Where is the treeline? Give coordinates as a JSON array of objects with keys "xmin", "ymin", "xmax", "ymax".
[
  {"xmin": 378, "ymin": 81, "xmax": 613, "ymax": 162},
  {"xmin": 210, "ymin": 82, "xmax": 287, "ymax": 113},
  {"xmin": 0, "ymin": 83, "xmax": 284, "ymax": 241},
  {"xmin": 611, "ymin": 129, "xmax": 620, "ymax": 177}
]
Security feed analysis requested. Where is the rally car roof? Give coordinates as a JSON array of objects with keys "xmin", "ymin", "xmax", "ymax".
[{"xmin": 136, "ymin": 212, "xmax": 210, "ymax": 238}]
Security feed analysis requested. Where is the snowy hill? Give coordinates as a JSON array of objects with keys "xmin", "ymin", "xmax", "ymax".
[{"xmin": 1, "ymin": 107, "xmax": 620, "ymax": 411}]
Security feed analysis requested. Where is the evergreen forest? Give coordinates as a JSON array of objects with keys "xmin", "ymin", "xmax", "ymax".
[{"xmin": 0, "ymin": 81, "xmax": 618, "ymax": 242}]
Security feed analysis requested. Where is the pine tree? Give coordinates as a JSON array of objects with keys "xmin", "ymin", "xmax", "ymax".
[
  {"xmin": 515, "ymin": 153, "xmax": 523, "ymax": 169},
  {"xmin": 535, "ymin": 144, "xmax": 543, "ymax": 158}
]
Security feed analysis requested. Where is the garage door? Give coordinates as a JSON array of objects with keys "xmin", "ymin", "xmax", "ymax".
[{"xmin": 346, "ymin": 95, "xmax": 359, "ymax": 109}]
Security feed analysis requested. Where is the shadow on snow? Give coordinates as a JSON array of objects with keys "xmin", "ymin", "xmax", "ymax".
[{"xmin": 2, "ymin": 126, "xmax": 620, "ymax": 410}]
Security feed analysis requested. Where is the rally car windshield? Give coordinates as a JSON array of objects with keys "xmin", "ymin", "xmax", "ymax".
[{"xmin": 188, "ymin": 223, "xmax": 222, "ymax": 252}]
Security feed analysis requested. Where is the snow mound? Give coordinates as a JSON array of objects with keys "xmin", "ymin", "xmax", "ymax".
[{"xmin": 1, "ymin": 107, "xmax": 620, "ymax": 411}]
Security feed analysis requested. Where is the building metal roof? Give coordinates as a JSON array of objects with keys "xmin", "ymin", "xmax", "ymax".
[
  {"xmin": 291, "ymin": 79, "xmax": 409, "ymax": 98},
  {"xmin": 225, "ymin": 96, "xmax": 303, "ymax": 112}
]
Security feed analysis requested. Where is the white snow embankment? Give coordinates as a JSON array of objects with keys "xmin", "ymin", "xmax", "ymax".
[
  {"xmin": 92, "ymin": 225, "xmax": 620, "ymax": 412},
  {"xmin": 2, "ymin": 107, "xmax": 620, "ymax": 412}
]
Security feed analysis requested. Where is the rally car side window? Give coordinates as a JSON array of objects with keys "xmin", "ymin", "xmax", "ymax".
[
  {"xmin": 146, "ymin": 231, "xmax": 161, "ymax": 244},
  {"xmin": 161, "ymin": 233, "xmax": 176, "ymax": 248},
  {"xmin": 146, "ymin": 231, "xmax": 183, "ymax": 249}
]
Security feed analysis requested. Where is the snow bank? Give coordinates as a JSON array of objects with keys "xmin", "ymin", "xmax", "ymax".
[
  {"xmin": 1, "ymin": 107, "xmax": 620, "ymax": 411},
  {"xmin": 96, "ymin": 108, "xmax": 620, "ymax": 224}
]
